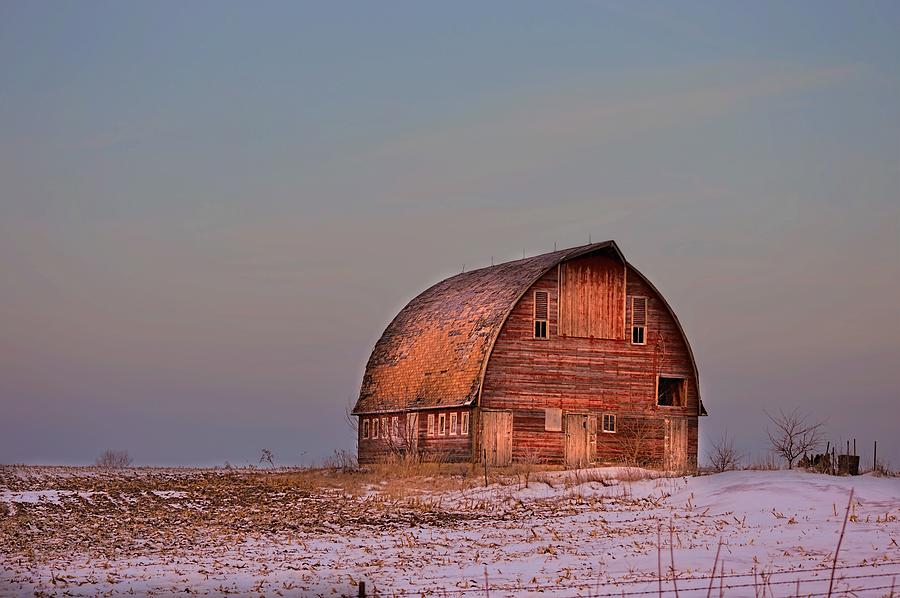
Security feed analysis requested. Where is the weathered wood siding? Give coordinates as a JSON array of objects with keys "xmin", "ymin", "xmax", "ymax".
[
  {"xmin": 558, "ymin": 253, "xmax": 626, "ymax": 340},
  {"xmin": 480, "ymin": 258, "xmax": 698, "ymax": 469},
  {"xmin": 358, "ymin": 409, "xmax": 473, "ymax": 465}
]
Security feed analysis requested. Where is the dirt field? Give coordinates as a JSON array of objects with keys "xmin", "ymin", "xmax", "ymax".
[{"xmin": 1, "ymin": 465, "xmax": 898, "ymax": 597}]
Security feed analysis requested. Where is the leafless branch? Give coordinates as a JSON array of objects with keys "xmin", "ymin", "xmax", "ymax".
[
  {"xmin": 707, "ymin": 429, "xmax": 743, "ymax": 472},
  {"xmin": 95, "ymin": 450, "xmax": 132, "ymax": 468},
  {"xmin": 765, "ymin": 408, "xmax": 825, "ymax": 469}
]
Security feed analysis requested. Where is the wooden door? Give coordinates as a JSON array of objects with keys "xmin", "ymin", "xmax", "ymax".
[
  {"xmin": 481, "ymin": 411, "xmax": 512, "ymax": 466},
  {"xmin": 565, "ymin": 414, "xmax": 591, "ymax": 468},
  {"xmin": 664, "ymin": 417, "xmax": 687, "ymax": 472},
  {"xmin": 405, "ymin": 413, "xmax": 419, "ymax": 454}
]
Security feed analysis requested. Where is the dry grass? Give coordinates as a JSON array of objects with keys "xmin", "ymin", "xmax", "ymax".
[
  {"xmin": 0, "ymin": 464, "xmax": 486, "ymax": 566},
  {"xmin": 746, "ymin": 453, "xmax": 781, "ymax": 471}
]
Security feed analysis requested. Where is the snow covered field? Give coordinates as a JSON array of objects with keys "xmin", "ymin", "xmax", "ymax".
[{"xmin": 1, "ymin": 465, "xmax": 898, "ymax": 597}]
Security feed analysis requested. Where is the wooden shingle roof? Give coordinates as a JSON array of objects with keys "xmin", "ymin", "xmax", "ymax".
[{"xmin": 353, "ymin": 241, "xmax": 623, "ymax": 414}]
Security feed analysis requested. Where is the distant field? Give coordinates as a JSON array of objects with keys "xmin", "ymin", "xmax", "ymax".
[{"xmin": 1, "ymin": 465, "xmax": 898, "ymax": 597}]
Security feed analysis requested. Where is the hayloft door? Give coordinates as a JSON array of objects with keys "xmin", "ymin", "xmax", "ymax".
[
  {"xmin": 481, "ymin": 411, "xmax": 512, "ymax": 467},
  {"xmin": 405, "ymin": 413, "xmax": 419, "ymax": 454},
  {"xmin": 664, "ymin": 417, "xmax": 687, "ymax": 472},
  {"xmin": 565, "ymin": 414, "xmax": 591, "ymax": 468}
]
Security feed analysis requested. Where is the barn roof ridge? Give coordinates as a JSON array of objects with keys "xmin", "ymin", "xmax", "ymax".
[
  {"xmin": 353, "ymin": 240, "xmax": 700, "ymax": 416},
  {"xmin": 456, "ymin": 240, "xmax": 616, "ymax": 276}
]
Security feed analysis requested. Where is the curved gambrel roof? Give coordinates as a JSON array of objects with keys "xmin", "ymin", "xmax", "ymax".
[{"xmin": 353, "ymin": 241, "xmax": 701, "ymax": 415}]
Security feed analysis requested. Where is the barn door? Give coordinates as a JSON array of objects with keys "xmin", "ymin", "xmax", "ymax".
[
  {"xmin": 664, "ymin": 417, "xmax": 688, "ymax": 472},
  {"xmin": 481, "ymin": 411, "xmax": 512, "ymax": 466},
  {"xmin": 405, "ymin": 413, "xmax": 419, "ymax": 454},
  {"xmin": 565, "ymin": 414, "xmax": 591, "ymax": 468}
]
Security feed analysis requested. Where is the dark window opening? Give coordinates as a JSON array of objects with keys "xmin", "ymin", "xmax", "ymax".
[
  {"xmin": 657, "ymin": 376, "xmax": 685, "ymax": 407},
  {"xmin": 631, "ymin": 326, "xmax": 645, "ymax": 344},
  {"xmin": 534, "ymin": 320, "xmax": 548, "ymax": 338}
]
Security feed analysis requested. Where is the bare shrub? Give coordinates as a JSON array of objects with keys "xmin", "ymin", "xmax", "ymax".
[
  {"xmin": 707, "ymin": 430, "xmax": 743, "ymax": 472},
  {"xmin": 95, "ymin": 450, "xmax": 132, "ymax": 468},
  {"xmin": 766, "ymin": 409, "xmax": 825, "ymax": 469},
  {"xmin": 384, "ymin": 423, "xmax": 420, "ymax": 461},
  {"xmin": 323, "ymin": 449, "xmax": 358, "ymax": 470},
  {"xmin": 258, "ymin": 449, "xmax": 275, "ymax": 468},
  {"xmin": 873, "ymin": 459, "xmax": 894, "ymax": 477},
  {"xmin": 513, "ymin": 445, "xmax": 545, "ymax": 488},
  {"xmin": 619, "ymin": 417, "xmax": 659, "ymax": 467}
]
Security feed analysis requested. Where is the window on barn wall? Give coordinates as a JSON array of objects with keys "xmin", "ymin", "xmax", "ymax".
[
  {"xmin": 372, "ymin": 418, "xmax": 379, "ymax": 439},
  {"xmin": 449, "ymin": 413, "xmax": 458, "ymax": 435},
  {"xmin": 657, "ymin": 376, "xmax": 685, "ymax": 407},
  {"xmin": 382, "ymin": 417, "xmax": 388, "ymax": 438},
  {"xmin": 427, "ymin": 413, "xmax": 435, "ymax": 436},
  {"xmin": 631, "ymin": 296, "xmax": 647, "ymax": 345},
  {"xmin": 534, "ymin": 290, "xmax": 549, "ymax": 338},
  {"xmin": 602, "ymin": 413, "xmax": 616, "ymax": 433},
  {"xmin": 362, "ymin": 419, "xmax": 370, "ymax": 439},
  {"xmin": 545, "ymin": 408, "xmax": 562, "ymax": 431},
  {"xmin": 461, "ymin": 412, "xmax": 469, "ymax": 435},
  {"xmin": 391, "ymin": 417, "xmax": 399, "ymax": 438},
  {"xmin": 438, "ymin": 413, "xmax": 446, "ymax": 436}
]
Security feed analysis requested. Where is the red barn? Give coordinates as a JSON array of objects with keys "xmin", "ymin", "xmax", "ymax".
[{"xmin": 352, "ymin": 241, "xmax": 705, "ymax": 471}]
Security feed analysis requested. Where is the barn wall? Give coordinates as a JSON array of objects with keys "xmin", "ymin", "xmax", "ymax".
[
  {"xmin": 357, "ymin": 409, "xmax": 473, "ymax": 465},
  {"xmin": 480, "ymin": 260, "xmax": 698, "ymax": 468}
]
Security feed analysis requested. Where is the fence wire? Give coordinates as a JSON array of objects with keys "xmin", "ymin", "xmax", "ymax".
[{"xmin": 364, "ymin": 559, "xmax": 900, "ymax": 597}]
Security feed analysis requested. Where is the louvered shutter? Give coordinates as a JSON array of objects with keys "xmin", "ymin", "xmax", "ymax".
[
  {"xmin": 534, "ymin": 291, "xmax": 549, "ymax": 320},
  {"xmin": 631, "ymin": 296, "xmax": 647, "ymax": 327}
]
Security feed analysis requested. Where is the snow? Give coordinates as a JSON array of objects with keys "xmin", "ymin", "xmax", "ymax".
[{"xmin": 1, "ymin": 467, "xmax": 898, "ymax": 596}]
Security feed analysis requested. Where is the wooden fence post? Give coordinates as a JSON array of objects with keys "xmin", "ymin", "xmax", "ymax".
[
  {"xmin": 358, "ymin": 580, "xmax": 365, "ymax": 598},
  {"xmin": 874, "ymin": 441, "xmax": 878, "ymax": 472}
]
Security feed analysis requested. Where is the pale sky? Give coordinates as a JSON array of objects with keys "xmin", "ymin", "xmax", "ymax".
[{"xmin": 1, "ymin": 2, "xmax": 898, "ymax": 467}]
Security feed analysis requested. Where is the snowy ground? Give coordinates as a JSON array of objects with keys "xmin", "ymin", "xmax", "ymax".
[{"xmin": 1, "ymin": 465, "xmax": 898, "ymax": 597}]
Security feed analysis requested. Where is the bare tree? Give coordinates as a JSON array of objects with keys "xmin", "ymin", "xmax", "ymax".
[
  {"xmin": 766, "ymin": 409, "xmax": 825, "ymax": 469},
  {"xmin": 95, "ymin": 450, "xmax": 132, "ymax": 468},
  {"xmin": 344, "ymin": 396, "xmax": 358, "ymax": 435},
  {"xmin": 258, "ymin": 448, "xmax": 275, "ymax": 468},
  {"xmin": 707, "ymin": 429, "xmax": 742, "ymax": 472}
]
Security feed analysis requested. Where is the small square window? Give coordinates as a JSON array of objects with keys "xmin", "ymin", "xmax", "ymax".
[
  {"xmin": 602, "ymin": 413, "xmax": 616, "ymax": 433},
  {"xmin": 461, "ymin": 412, "xmax": 469, "ymax": 435},
  {"xmin": 449, "ymin": 412, "xmax": 458, "ymax": 435},
  {"xmin": 438, "ymin": 413, "xmax": 446, "ymax": 436},
  {"xmin": 427, "ymin": 413, "xmax": 435, "ymax": 436},
  {"xmin": 362, "ymin": 419, "xmax": 370, "ymax": 439}
]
